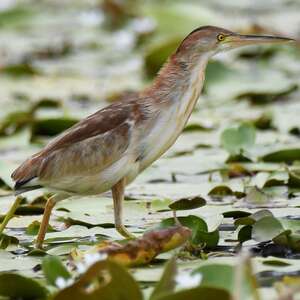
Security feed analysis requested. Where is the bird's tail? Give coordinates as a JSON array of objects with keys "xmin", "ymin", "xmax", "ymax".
[{"xmin": 11, "ymin": 154, "xmax": 42, "ymax": 194}]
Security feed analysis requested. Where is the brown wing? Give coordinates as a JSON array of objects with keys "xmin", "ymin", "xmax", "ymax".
[{"xmin": 12, "ymin": 101, "xmax": 139, "ymax": 189}]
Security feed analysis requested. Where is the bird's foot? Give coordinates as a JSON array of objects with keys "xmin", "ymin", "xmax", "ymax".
[
  {"xmin": 116, "ymin": 224, "xmax": 136, "ymax": 239},
  {"xmin": 35, "ymin": 239, "xmax": 44, "ymax": 250}
]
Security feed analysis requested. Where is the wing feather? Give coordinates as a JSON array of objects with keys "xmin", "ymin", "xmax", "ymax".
[{"xmin": 11, "ymin": 101, "xmax": 137, "ymax": 190}]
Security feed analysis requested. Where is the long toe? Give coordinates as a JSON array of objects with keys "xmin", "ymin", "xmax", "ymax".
[{"xmin": 116, "ymin": 225, "xmax": 136, "ymax": 239}]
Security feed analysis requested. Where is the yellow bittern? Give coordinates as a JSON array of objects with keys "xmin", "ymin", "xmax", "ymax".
[{"xmin": 0, "ymin": 26, "xmax": 293, "ymax": 248}]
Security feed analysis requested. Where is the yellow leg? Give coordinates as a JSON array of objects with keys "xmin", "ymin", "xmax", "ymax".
[
  {"xmin": 35, "ymin": 194, "xmax": 67, "ymax": 249},
  {"xmin": 0, "ymin": 196, "xmax": 23, "ymax": 234},
  {"xmin": 112, "ymin": 178, "xmax": 135, "ymax": 239}
]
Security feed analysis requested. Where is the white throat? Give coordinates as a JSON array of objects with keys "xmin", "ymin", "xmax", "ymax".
[{"xmin": 176, "ymin": 51, "xmax": 211, "ymax": 121}]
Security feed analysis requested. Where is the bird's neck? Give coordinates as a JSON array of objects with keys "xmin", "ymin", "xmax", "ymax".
[
  {"xmin": 136, "ymin": 52, "xmax": 211, "ymax": 171},
  {"xmin": 142, "ymin": 51, "xmax": 211, "ymax": 120}
]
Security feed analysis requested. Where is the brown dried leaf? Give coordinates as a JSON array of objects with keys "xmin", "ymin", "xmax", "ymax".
[{"xmin": 72, "ymin": 226, "xmax": 191, "ymax": 267}]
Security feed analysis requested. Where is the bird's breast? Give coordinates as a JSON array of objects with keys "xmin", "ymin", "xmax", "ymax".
[{"xmin": 139, "ymin": 82, "xmax": 203, "ymax": 170}]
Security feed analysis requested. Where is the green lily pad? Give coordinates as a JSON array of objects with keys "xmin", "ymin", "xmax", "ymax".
[
  {"xmin": 238, "ymin": 225, "xmax": 252, "ymax": 243},
  {"xmin": 208, "ymin": 185, "xmax": 234, "ymax": 197},
  {"xmin": 42, "ymin": 256, "xmax": 71, "ymax": 286},
  {"xmin": 243, "ymin": 186, "xmax": 271, "ymax": 207},
  {"xmin": 262, "ymin": 259, "xmax": 291, "ymax": 266},
  {"xmin": 155, "ymin": 287, "xmax": 230, "ymax": 300},
  {"xmin": 221, "ymin": 123, "xmax": 256, "ymax": 156},
  {"xmin": 252, "ymin": 216, "xmax": 284, "ymax": 242},
  {"xmin": 193, "ymin": 264, "xmax": 251, "ymax": 297},
  {"xmin": 0, "ymin": 233, "xmax": 19, "ymax": 249},
  {"xmin": 150, "ymin": 257, "xmax": 177, "ymax": 300},
  {"xmin": 223, "ymin": 211, "xmax": 252, "ymax": 219},
  {"xmin": 158, "ymin": 215, "xmax": 219, "ymax": 248},
  {"xmin": 26, "ymin": 220, "xmax": 56, "ymax": 235},
  {"xmin": 0, "ymin": 273, "xmax": 48, "ymax": 299},
  {"xmin": 262, "ymin": 149, "xmax": 300, "ymax": 163},
  {"xmin": 169, "ymin": 196, "xmax": 206, "ymax": 211},
  {"xmin": 53, "ymin": 260, "xmax": 143, "ymax": 300}
]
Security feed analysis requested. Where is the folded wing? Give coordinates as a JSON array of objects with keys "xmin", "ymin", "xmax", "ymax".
[{"xmin": 12, "ymin": 101, "xmax": 136, "ymax": 192}]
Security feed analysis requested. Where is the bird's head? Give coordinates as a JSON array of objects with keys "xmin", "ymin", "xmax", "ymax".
[{"xmin": 176, "ymin": 26, "xmax": 294, "ymax": 60}]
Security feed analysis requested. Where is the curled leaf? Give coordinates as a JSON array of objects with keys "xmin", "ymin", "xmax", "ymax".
[{"xmin": 73, "ymin": 226, "xmax": 191, "ymax": 267}]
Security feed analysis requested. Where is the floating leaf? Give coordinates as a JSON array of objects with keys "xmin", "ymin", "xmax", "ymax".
[
  {"xmin": 238, "ymin": 225, "xmax": 252, "ymax": 243},
  {"xmin": 262, "ymin": 259, "xmax": 291, "ymax": 266},
  {"xmin": 73, "ymin": 226, "xmax": 191, "ymax": 267},
  {"xmin": 288, "ymin": 169, "xmax": 300, "ymax": 187},
  {"xmin": 158, "ymin": 216, "xmax": 219, "ymax": 248},
  {"xmin": 262, "ymin": 149, "xmax": 300, "ymax": 163},
  {"xmin": 42, "ymin": 256, "xmax": 71, "ymax": 286},
  {"xmin": 235, "ymin": 217, "xmax": 256, "ymax": 226},
  {"xmin": 273, "ymin": 231, "xmax": 300, "ymax": 252},
  {"xmin": 252, "ymin": 216, "xmax": 284, "ymax": 242},
  {"xmin": 159, "ymin": 216, "xmax": 206, "ymax": 242},
  {"xmin": 242, "ymin": 186, "xmax": 272, "ymax": 207},
  {"xmin": 206, "ymin": 63, "xmax": 297, "ymax": 102},
  {"xmin": 0, "ymin": 6, "xmax": 33, "ymax": 28},
  {"xmin": 223, "ymin": 211, "xmax": 251, "ymax": 219},
  {"xmin": 194, "ymin": 264, "xmax": 235, "ymax": 294},
  {"xmin": 26, "ymin": 220, "xmax": 55, "ymax": 235},
  {"xmin": 0, "ymin": 233, "xmax": 19, "ymax": 249},
  {"xmin": 208, "ymin": 185, "xmax": 234, "ymax": 197},
  {"xmin": 15, "ymin": 205, "xmax": 44, "ymax": 215},
  {"xmin": 252, "ymin": 113, "xmax": 273, "ymax": 130},
  {"xmin": 221, "ymin": 123, "xmax": 256, "ymax": 155},
  {"xmin": 1, "ymin": 63, "xmax": 40, "ymax": 77},
  {"xmin": 155, "ymin": 287, "xmax": 230, "ymax": 300},
  {"xmin": 194, "ymin": 230, "xmax": 219, "ymax": 249},
  {"xmin": 150, "ymin": 257, "xmax": 177, "ymax": 300},
  {"xmin": 53, "ymin": 260, "xmax": 143, "ymax": 300},
  {"xmin": 169, "ymin": 196, "xmax": 206, "ymax": 211},
  {"xmin": 193, "ymin": 263, "xmax": 253, "ymax": 298},
  {"xmin": 0, "ymin": 110, "xmax": 32, "ymax": 136},
  {"xmin": 0, "ymin": 273, "xmax": 48, "ymax": 299},
  {"xmin": 226, "ymin": 153, "xmax": 253, "ymax": 163}
]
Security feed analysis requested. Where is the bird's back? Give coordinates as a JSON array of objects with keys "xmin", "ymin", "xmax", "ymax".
[{"xmin": 12, "ymin": 100, "xmax": 149, "ymax": 194}]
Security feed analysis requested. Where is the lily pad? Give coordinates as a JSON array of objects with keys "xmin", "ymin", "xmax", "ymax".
[
  {"xmin": 169, "ymin": 196, "xmax": 206, "ymax": 211},
  {"xmin": 262, "ymin": 149, "xmax": 300, "ymax": 163},
  {"xmin": 42, "ymin": 255, "xmax": 71, "ymax": 286},
  {"xmin": 221, "ymin": 123, "xmax": 256, "ymax": 156},
  {"xmin": 252, "ymin": 216, "xmax": 284, "ymax": 242},
  {"xmin": 0, "ymin": 273, "xmax": 48, "ymax": 299}
]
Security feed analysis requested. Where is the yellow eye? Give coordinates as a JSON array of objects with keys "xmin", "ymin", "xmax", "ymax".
[{"xmin": 217, "ymin": 34, "xmax": 225, "ymax": 41}]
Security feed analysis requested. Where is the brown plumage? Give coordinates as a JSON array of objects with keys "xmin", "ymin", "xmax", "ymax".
[
  {"xmin": 1, "ymin": 25, "xmax": 292, "ymax": 248},
  {"xmin": 12, "ymin": 100, "xmax": 149, "ymax": 193}
]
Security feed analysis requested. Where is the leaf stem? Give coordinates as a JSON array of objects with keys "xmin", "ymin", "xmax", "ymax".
[{"xmin": 0, "ymin": 196, "xmax": 22, "ymax": 234}]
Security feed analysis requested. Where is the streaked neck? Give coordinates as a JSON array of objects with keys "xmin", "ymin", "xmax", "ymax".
[{"xmin": 142, "ymin": 51, "xmax": 211, "ymax": 112}]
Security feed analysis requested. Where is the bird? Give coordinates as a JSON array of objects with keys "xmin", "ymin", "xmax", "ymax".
[{"xmin": 0, "ymin": 26, "xmax": 293, "ymax": 249}]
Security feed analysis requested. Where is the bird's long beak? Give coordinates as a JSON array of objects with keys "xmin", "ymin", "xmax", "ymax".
[{"xmin": 226, "ymin": 33, "xmax": 295, "ymax": 47}]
